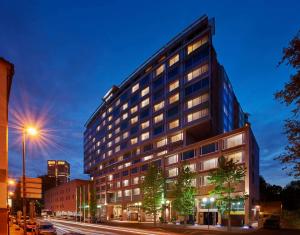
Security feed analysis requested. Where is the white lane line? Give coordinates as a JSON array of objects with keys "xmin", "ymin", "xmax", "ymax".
[{"xmin": 53, "ymin": 222, "xmax": 109, "ymax": 235}]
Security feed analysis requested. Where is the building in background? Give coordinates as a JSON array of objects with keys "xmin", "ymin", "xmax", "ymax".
[
  {"xmin": 0, "ymin": 58, "xmax": 14, "ymax": 234},
  {"xmin": 83, "ymin": 15, "xmax": 259, "ymax": 225},
  {"xmin": 47, "ymin": 160, "xmax": 70, "ymax": 186},
  {"xmin": 44, "ymin": 179, "xmax": 88, "ymax": 217}
]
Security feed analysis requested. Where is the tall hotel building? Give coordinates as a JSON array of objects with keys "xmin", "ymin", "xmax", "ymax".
[
  {"xmin": 47, "ymin": 160, "xmax": 70, "ymax": 186},
  {"xmin": 84, "ymin": 16, "xmax": 259, "ymax": 225}
]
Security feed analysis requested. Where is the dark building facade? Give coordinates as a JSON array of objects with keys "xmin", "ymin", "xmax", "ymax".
[
  {"xmin": 47, "ymin": 160, "xmax": 70, "ymax": 186},
  {"xmin": 83, "ymin": 16, "xmax": 259, "ymax": 225}
]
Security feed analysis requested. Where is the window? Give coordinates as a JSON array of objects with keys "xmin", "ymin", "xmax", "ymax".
[
  {"xmin": 166, "ymin": 154, "xmax": 178, "ymax": 165},
  {"xmin": 157, "ymin": 138, "xmax": 167, "ymax": 148},
  {"xmin": 170, "ymin": 132, "xmax": 183, "ymax": 143},
  {"xmin": 131, "ymin": 137, "xmax": 138, "ymax": 145},
  {"xmin": 131, "ymin": 105, "xmax": 138, "ymax": 114},
  {"xmin": 141, "ymin": 120, "xmax": 150, "ymax": 129},
  {"xmin": 154, "ymin": 101, "xmax": 164, "ymax": 112},
  {"xmin": 153, "ymin": 124, "xmax": 164, "ymax": 135},
  {"xmin": 199, "ymin": 175, "xmax": 210, "ymax": 186},
  {"xmin": 117, "ymin": 181, "xmax": 121, "ymax": 188},
  {"xmin": 132, "ymin": 83, "xmax": 139, "ymax": 93},
  {"xmin": 124, "ymin": 162, "xmax": 131, "ymax": 168},
  {"xmin": 117, "ymin": 190, "xmax": 122, "ymax": 197},
  {"xmin": 187, "ymin": 108, "xmax": 209, "ymax": 122},
  {"xmin": 187, "ymin": 35, "xmax": 208, "ymax": 55},
  {"xmin": 223, "ymin": 134, "xmax": 244, "ymax": 149},
  {"xmin": 143, "ymin": 143, "xmax": 153, "ymax": 152},
  {"xmin": 141, "ymin": 132, "xmax": 150, "ymax": 141},
  {"xmin": 131, "ymin": 167, "xmax": 138, "ymax": 174},
  {"xmin": 169, "ymin": 54, "xmax": 179, "ymax": 67},
  {"xmin": 141, "ymin": 87, "xmax": 149, "ymax": 97},
  {"xmin": 143, "ymin": 155, "xmax": 153, "ymax": 161},
  {"xmin": 131, "ymin": 116, "xmax": 138, "ymax": 124},
  {"xmin": 169, "ymin": 80, "xmax": 179, "ymax": 92},
  {"xmin": 186, "ymin": 163, "xmax": 196, "ymax": 172},
  {"xmin": 124, "ymin": 189, "xmax": 131, "ymax": 197},
  {"xmin": 115, "ymin": 145, "xmax": 120, "ymax": 152},
  {"xmin": 133, "ymin": 188, "xmax": 140, "ymax": 195},
  {"xmin": 141, "ymin": 98, "xmax": 150, "ymax": 108},
  {"xmin": 123, "ymin": 131, "xmax": 129, "ymax": 139},
  {"xmin": 201, "ymin": 142, "xmax": 218, "ymax": 155},
  {"xmin": 202, "ymin": 158, "xmax": 218, "ymax": 170},
  {"xmin": 167, "ymin": 105, "xmax": 179, "ymax": 118},
  {"xmin": 182, "ymin": 150, "xmax": 195, "ymax": 160},
  {"xmin": 108, "ymin": 115, "xmax": 112, "ymax": 121},
  {"xmin": 154, "ymin": 113, "xmax": 164, "ymax": 123},
  {"xmin": 185, "ymin": 77, "xmax": 209, "ymax": 96},
  {"xmin": 168, "ymin": 167, "xmax": 178, "ymax": 177},
  {"xmin": 186, "ymin": 64, "xmax": 209, "ymax": 82},
  {"xmin": 224, "ymin": 151, "xmax": 244, "ymax": 163},
  {"xmin": 169, "ymin": 119, "xmax": 179, "ymax": 129},
  {"xmin": 115, "ymin": 127, "xmax": 120, "ymax": 134},
  {"xmin": 122, "ymin": 103, "xmax": 128, "ymax": 110},
  {"xmin": 187, "ymin": 93, "xmax": 209, "ymax": 109},
  {"xmin": 140, "ymin": 108, "xmax": 149, "ymax": 119},
  {"xmin": 169, "ymin": 93, "xmax": 179, "ymax": 104},
  {"xmin": 108, "ymin": 174, "xmax": 113, "ymax": 181},
  {"xmin": 132, "ymin": 177, "xmax": 139, "ymax": 184},
  {"xmin": 123, "ymin": 179, "xmax": 129, "ymax": 186},
  {"xmin": 156, "ymin": 64, "xmax": 165, "ymax": 76}
]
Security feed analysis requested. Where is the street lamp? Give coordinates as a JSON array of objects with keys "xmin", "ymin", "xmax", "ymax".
[
  {"xmin": 202, "ymin": 197, "xmax": 215, "ymax": 230},
  {"xmin": 22, "ymin": 126, "xmax": 39, "ymax": 235}
]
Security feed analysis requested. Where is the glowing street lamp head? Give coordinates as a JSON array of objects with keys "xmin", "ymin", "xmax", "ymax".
[
  {"xmin": 26, "ymin": 127, "xmax": 38, "ymax": 136},
  {"xmin": 8, "ymin": 179, "xmax": 15, "ymax": 185},
  {"xmin": 202, "ymin": 197, "xmax": 208, "ymax": 203},
  {"xmin": 9, "ymin": 192, "xmax": 14, "ymax": 196}
]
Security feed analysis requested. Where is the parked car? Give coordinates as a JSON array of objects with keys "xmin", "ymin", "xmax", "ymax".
[
  {"xmin": 263, "ymin": 215, "xmax": 280, "ymax": 229},
  {"xmin": 26, "ymin": 221, "xmax": 37, "ymax": 232},
  {"xmin": 35, "ymin": 221, "xmax": 57, "ymax": 235}
]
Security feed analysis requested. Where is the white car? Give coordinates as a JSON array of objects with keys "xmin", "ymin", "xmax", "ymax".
[{"xmin": 35, "ymin": 222, "xmax": 57, "ymax": 235}]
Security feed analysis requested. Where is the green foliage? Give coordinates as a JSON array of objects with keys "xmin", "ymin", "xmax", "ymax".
[
  {"xmin": 140, "ymin": 164, "xmax": 165, "ymax": 224},
  {"xmin": 172, "ymin": 166, "xmax": 196, "ymax": 224},
  {"xmin": 208, "ymin": 156, "xmax": 247, "ymax": 229},
  {"xmin": 275, "ymin": 30, "xmax": 300, "ymax": 178}
]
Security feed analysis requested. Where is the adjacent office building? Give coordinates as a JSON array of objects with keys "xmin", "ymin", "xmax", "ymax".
[
  {"xmin": 0, "ymin": 58, "xmax": 14, "ymax": 234},
  {"xmin": 83, "ymin": 16, "xmax": 259, "ymax": 225},
  {"xmin": 47, "ymin": 160, "xmax": 70, "ymax": 186}
]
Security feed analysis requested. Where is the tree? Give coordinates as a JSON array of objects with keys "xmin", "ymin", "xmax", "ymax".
[
  {"xmin": 172, "ymin": 166, "xmax": 196, "ymax": 225},
  {"xmin": 281, "ymin": 180, "xmax": 300, "ymax": 211},
  {"xmin": 140, "ymin": 164, "xmax": 165, "ymax": 225},
  {"xmin": 275, "ymin": 30, "xmax": 300, "ymax": 178},
  {"xmin": 208, "ymin": 156, "xmax": 247, "ymax": 231},
  {"xmin": 259, "ymin": 176, "xmax": 282, "ymax": 202}
]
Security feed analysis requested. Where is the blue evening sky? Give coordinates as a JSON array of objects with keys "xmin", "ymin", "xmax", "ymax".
[{"xmin": 1, "ymin": 0, "xmax": 299, "ymax": 186}]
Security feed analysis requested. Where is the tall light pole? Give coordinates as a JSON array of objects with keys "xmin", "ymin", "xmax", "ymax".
[
  {"xmin": 22, "ymin": 126, "xmax": 38, "ymax": 235},
  {"xmin": 202, "ymin": 197, "xmax": 215, "ymax": 231}
]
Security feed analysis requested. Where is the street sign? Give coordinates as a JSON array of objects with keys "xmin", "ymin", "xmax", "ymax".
[{"xmin": 20, "ymin": 177, "xmax": 42, "ymax": 199}]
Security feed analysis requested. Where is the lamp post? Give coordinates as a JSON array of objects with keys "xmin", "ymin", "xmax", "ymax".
[
  {"xmin": 202, "ymin": 197, "xmax": 215, "ymax": 230},
  {"xmin": 22, "ymin": 127, "xmax": 38, "ymax": 235}
]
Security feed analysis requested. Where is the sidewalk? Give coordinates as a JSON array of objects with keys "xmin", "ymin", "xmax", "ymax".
[{"xmin": 9, "ymin": 224, "xmax": 35, "ymax": 235}]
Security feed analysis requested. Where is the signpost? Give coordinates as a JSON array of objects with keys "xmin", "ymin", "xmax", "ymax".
[{"xmin": 20, "ymin": 177, "xmax": 42, "ymax": 199}]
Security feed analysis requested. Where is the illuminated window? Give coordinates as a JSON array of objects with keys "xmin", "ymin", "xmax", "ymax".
[
  {"xmin": 123, "ymin": 179, "xmax": 129, "ymax": 187},
  {"xmin": 169, "ymin": 93, "xmax": 179, "ymax": 104},
  {"xmin": 124, "ymin": 189, "xmax": 131, "ymax": 197},
  {"xmin": 170, "ymin": 132, "xmax": 183, "ymax": 143},
  {"xmin": 122, "ymin": 112, "xmax": 128, "ymax": 120},
  {"xmin": 187, "ymin": 35, "xmax": 208, "ymax": 55},
  {"xmin": 108, "ymin": 115, "xmax": 112, "ymax": 121},
  {"xmin": 202, "ymin": 158, "xmax": 218, "ymax": 171},
  {"xmin": 156, "ymin": 138, "xmax": 167, "ymax": 148},
  {"xmin": 122, "ymin": 103, "xmax": 128, "ymax": 110},
  {"xmin": 156, "ymin": 64, "xmax": 165, "ymax": 76},
  {"xmin": 154, "ymin": 101, "xmax": 164, "ymax": 112},
  {"xmin": 115, "ymin": 136, "xmax": 120, "ymax": 143},
  {"xmin": 199, "ymin": 175, "xmax": 210, "ymax": 186},
  {"xmin": 131, "ymin": 137, "xmax": 138, "ymax": 145},
  {"xmin": 141, "ymin": 132, "xmax": 150, "ymax": 141},
  {"xmin": 117, "ymin": 190, "xmax": 122, "ymax": 197},
  {"xmin": 115, "ymin": 145, "xmax": 120, "ymax": 153},
  {"xmin": 186, "ymin": 64, "xmax": 209, "ymax": 82},
  {"xmin": 169, "ymin": 119, "xmax": 179, "ymax": 129},
  {"xmin": 132, "ymin": 177, "xmax": 139, "ymax": 184},
  {"xmin": 169, "ymin": 80, "xmax": 179, "ymax": 92},
  {"xmin": 187, "ymin": 108, "xmax": 209, "ymax": 122},
  {"xmin": 118, "ymin": 165, "xmax": 123, "ymax": 170},
  {"xmin": 108, "ymin": 133, "xmax": 112, "ymax": 139},
  {"xmin": 102, "ymin": 112, "xmax": 106, "ymax": 119},
  {"xmin": 157, "ymin": 150, "xmax": 167, "ymax": 156},
  {"xmin": 143, "ymin": 155, "xmax": 153, "ymax": 161},
  {"xmin": 108, "ymin": 124, "xmax": 112, "ymax": 130},
  {"xmin": 108, "ymin": 107, "xmax": 113, "ymax": 113},
  {"xmin": 141, "ymin": 120, "xmax": 150, "ymax": 129},
  {"xmin": 132, "ymin": 83, "xmax": 139, "ymax": 93},
  {"xmin": 168, "ymin": 167, "xmax": 178, "ymax": 177},
  {"xmin": 131, "ymin": 105, "xmax": 138, "ymax": 114},
  {"xmin": 225, "ymin": 151, "xmax": 244, "ymax": 163},
  {"xmin": 108, "ymin": 150, "xmax": 112, "ymax": 156},
  {"xmin": 154, "ymin": 113, "xmax": 164, "ymax": 123},
  {"xmin": 107, "ymin": 141, "xmax": 112, "ymax": 147},
  {"xmin": 123, "ymin": 131, "xmax": 129, "ymax": 139},
  {"xmin": 115, "ymin": 99, "xmax": 120, "ymax": 106},
  {"xmin": 115, "ymin": 127, "xmax": 120, "ymax": 134},
  {"xmin": 223, "ymin": 134, "xmax": 244, "ymax": 149},
  {"xmin": 169, "ymin": 54, "xmax": 179, "ymax": 67},
  {"xmin": 131, "ymin": 116, "xmax": 138, "ymax": 124},
  {"xmin": 96, "ymin": 125, "xmax": 100, "ymax": 132},
  {"xmin": 141, "ymin": 87, "xmax": 149, "ymax": 97},
  {"xmin": 166, "ymin": 154, "xmax": 178, "ymax": 165},
  {"xmin": 140, "ymin": 98, "xmax": 150, "ymax": 108},
  {"xmin": 108, "ymin": 174, "xmax": 113, "ymax": 181},
  {"xmin": 133, "ymin": 188, "xmax": 140, "ymax": 195},
  {"xmin": 124, "ymin": 162, "xmax": 131, "ymax": 168},
  {"xmin": 187, "ymin": 93, "xmax": 209, "ymax": 109},
  {"xmin": 186, "ymin": 163, "xmax": 196, "ymax": 172},
  {"xmin": 115, "ymin": 117, "xmax": 120, "ymax": 125}
]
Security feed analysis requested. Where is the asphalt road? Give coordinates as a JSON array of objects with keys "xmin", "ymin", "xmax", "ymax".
[{"xmin": 47, "ymin": 219, "xmax": 300, "ymax": 235}]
